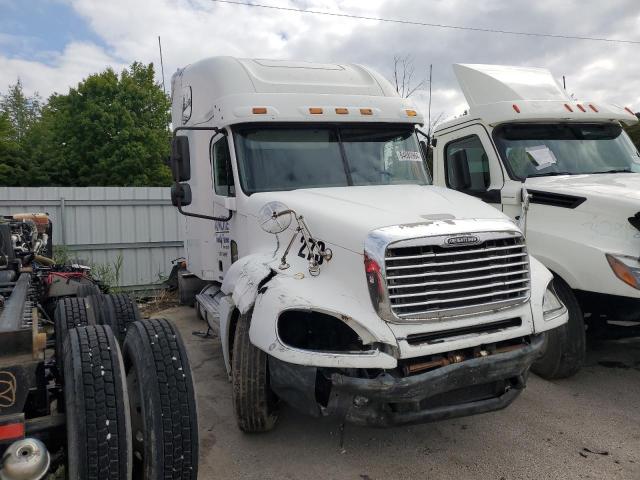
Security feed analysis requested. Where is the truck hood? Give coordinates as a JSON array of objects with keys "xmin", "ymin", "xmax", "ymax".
[
  {"xmin": 524, "ymin": 173, "xmax": 640, "ymax": 212},
  {"xmin": 247, "ymin": 185, "xmax": 513, "ymax": 253}
]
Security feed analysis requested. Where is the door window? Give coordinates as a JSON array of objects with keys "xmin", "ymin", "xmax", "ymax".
[
  {"xmin": 212, "ymin": 136, "xmax": 234, "ymax": 196},
  {"xmin": 444, "ymin": 135, "xmax": 491, "ymax": 193}
]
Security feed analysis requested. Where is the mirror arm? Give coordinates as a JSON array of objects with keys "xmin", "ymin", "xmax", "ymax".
[
  {"xmin": 416, "ymin": 129, "xmax": 429, "ymax": 141},
  {"xmin": 175, "ymin": 191, "xmax": 233, "ymax": 222},
  {"xmin": 172, "ymin": 125, "xmax": 226, "ymax": 137},
  {"xmin": 172, "ymin": 125, "xmax": 232, "ymax": 222}
]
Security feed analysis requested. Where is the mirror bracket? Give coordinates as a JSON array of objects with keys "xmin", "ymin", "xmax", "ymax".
[{"xmin": 170, "ymin": 125, "xmax": 232, "ymax": 222}]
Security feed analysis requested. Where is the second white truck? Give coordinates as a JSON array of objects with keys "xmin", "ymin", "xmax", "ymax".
[
  {"xmin": 431, "ymin": 64, "xmax": 639, "ymax": 378},
  {"xmin": 169, "ymin": 57, "xmax": 567, "ymax": 431}
]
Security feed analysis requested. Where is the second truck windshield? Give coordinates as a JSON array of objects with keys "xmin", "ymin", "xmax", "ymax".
[{"xmin": 493, "ymin": 122, "xmax": 640, "ymax": 179}]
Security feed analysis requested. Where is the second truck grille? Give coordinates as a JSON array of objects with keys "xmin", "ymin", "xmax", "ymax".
[{"xmin": 385, "ymin": 234, "xmax": 530, "ymax": 319}]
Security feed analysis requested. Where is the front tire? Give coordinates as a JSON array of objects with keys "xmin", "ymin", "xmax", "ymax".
[
  {"xmin": 532, "ymin": 277, "xmax": 586, "ymax": 379},
  {"xmin": 231, "ymin": 312, "xmax": 279, "ymax": 433}
]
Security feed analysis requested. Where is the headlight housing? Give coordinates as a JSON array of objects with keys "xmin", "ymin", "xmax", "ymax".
[
  {"xmin": 606, "ymin": 253, "xmax": 640, "ymax": 290},
  {"xmin": 543, "ymin": 281, "xmax": 567, "ymax": 321}
]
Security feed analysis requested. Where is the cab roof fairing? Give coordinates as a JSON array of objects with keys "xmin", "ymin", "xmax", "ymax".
[
  {"xmin": 170, "ymin": 56, "xmax": 424, "ymax": 128},
  {"xmin": 434, "ymin": 63, "xmax": 637, "ymax": 132}
]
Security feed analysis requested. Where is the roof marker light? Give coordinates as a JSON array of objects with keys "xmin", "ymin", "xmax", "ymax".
[
  {"xmin": 512, "ymin": 104, "xmax": 521, "ymax": 113},
  {"xmin": 360, "ymin": 108, "xmax": 373, "ymax": 115},
  {"xmin": 335, "ymin": 107, "xmax": 349, "ymax": 115},
  {"xmin": 589, "ymin": 104, "xmax": 598, "ymax": 112},
  {"xmin": 406, "ymin": 109, "xmax": 418, "ymax": 117},
  {"xmin": 252, "ymin": 107, "xmax": 267, "ymax": 114},
  {"xmin": 624, "ymin": 107, "xmax": 635, "ymax": 116},
  {"xmin": 576, "ymin": 104, "xmax": 586, "ymax": 112},
  {"xmin": 564, "ymin": 104, "xmax": 573, "ymax": 112},
  {"xmin": 309, "ymin": 107, "xmax": 323, "ymax": 114}
]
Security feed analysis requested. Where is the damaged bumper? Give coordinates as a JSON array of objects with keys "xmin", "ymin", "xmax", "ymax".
[{"xmin": 270, "ymin": 334, "xmax": 544, "ymax": 427}]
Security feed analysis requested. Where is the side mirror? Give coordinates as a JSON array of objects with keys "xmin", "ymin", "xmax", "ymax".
[
  {"xmin": 449, "ymin": 150, "xmax": 471, "ymax": 190},
  {"xmin": 171, "ymin": 182, "xmax": 192, "ymax": 207},
  {"xmin": 171, "ymin": 136, "xmax": 191, "ymax": 181}
]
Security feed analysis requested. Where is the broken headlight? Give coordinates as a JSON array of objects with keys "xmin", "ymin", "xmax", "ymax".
[
  {"xmin": 606, "ymin": 253, "xmax": 640, "ymax": 290},
  {"xmin": 543, "ymin": 282, "xmax": 566, "ymax": 321}
]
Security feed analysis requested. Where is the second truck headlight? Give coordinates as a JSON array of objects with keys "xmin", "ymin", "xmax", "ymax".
[
  {"xmin": 543, "ymin": 282, "xmax": 566, "ymax": 321},
  {"xmin": 606, "ymin": 253, "xmax": 640, "ymax": 290}
]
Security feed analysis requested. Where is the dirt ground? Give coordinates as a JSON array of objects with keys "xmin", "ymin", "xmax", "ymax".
[{"xmin": 157, "ymin": 306, "xmax": 640, "ymax": 480}]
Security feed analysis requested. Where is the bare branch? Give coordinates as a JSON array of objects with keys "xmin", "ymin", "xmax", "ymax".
[{"xmin": 391, "ymin": 54, "xmax": 427, "ymax": 98}]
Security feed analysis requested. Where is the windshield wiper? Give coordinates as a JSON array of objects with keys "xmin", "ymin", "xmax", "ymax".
[
  {"xmin": 590, "ymin": 168, "xmax": 632, "ymax": 174},
  {"xmin": 526, "ymin": 171, "xmax": 574, "ymax": 178}
]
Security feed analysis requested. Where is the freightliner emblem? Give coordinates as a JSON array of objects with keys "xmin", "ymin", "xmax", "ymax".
[{"xmin": 444, "ymin": 235, "xmax": 481, "ymax": 247}]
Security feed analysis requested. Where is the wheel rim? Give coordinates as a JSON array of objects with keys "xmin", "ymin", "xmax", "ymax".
[{"xmin": 126, "ymin": 366, "xmax": 145, "ymax": 476}]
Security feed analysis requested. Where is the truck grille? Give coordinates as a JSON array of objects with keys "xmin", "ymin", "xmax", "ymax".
[{"xmin": 385, "ymin": 234, "xmax": 530, "ymax": 319}]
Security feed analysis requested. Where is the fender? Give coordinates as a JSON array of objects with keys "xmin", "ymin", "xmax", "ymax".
[
  {"xmin": 220, "ymin": 253, "xmax": 275, "ymax": 314},
  {"xmin": 248, "ymin": 272, "xmax": 399, "ymax": 369}
]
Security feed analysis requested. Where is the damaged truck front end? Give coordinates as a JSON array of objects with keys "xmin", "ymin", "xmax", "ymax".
[
  {"xmin": 269, "ymin": 335, "xmax": 543, "ymax": 427},
  {"xmin": 214, "ymin": 213, "xmax": 564, "ymax": 428}
]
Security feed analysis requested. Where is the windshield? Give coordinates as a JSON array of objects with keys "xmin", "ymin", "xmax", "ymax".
[
  {"xmin": 493, "ymin": 123, "xmax": 640, "ymax": 180},
  {"xmin": 233, "ymin": 125, "xmax": 430, "ymax": 194}
]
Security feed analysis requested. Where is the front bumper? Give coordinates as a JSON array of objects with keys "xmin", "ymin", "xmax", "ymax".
[
  {"xmin": 576, "ymin": 290, "xmax": 640, "ymax": 322},
  {"xmin": 269, "ymin": 334, "xmax": 545, "ymax": 427}
]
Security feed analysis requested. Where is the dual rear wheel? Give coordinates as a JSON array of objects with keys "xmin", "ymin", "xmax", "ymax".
[{"xmin": 56, "ymin": 294, "xmax": 198, "ymax": 479}]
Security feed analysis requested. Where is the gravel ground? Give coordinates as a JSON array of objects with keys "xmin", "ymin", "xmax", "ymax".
[{"xmin": 158, "ymin": 306, "xmax": 640, "ymax": 480}]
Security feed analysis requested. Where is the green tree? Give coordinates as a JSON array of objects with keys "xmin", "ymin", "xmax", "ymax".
[
  {"xmin": 0, "ymin": 79, "xmax": 42, "ymax": 141},
  {"xmin": 37, "ymin": 62, "xmax": 172, "ymax": 186},
  {"xmin": 0, "ymin": 112, "xmax": 35, "ymax": 185}
]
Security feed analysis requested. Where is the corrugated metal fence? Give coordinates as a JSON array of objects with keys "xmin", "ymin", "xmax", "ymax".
[{"xmin": 0, "ymin": 187, "xmax": 184, "ymax": 290}]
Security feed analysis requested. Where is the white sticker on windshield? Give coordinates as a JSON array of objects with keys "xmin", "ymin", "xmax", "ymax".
[
  {"xmin": 396, "ymin": 151, "xmax": 422, "ymax": 162},
  {"xmin": 525, "ymin": 146, "xmax": 557, "ymax": 170}
]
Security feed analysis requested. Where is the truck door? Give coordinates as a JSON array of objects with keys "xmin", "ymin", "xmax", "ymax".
[
  {"xmin": 439, "ymin": 126, "xmax": 504, "ymax": 210},
  {"xmin": 210, "ymin": 133, "xmax": 236, "ymax": 281}
]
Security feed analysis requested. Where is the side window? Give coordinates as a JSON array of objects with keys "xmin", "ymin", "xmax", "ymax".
[
  {"xmin": 445, "ymin": 135, "xmax": 491, "ymax": 193},
  {"xmin": 212, "ymin": 136, "xmax": 234, "ymax": 196},
  {"xmin": 181, "ymin": 86, "xmax": 192, "ymax": 125}
]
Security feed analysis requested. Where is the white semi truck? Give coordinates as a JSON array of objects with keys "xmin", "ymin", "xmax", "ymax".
[
  {"xmin": 431, "ymin": 64, "xmax": 639, "ymax": 379},
  {"xmin": 169, "ymin": 57, "xmax": 567, "ymax": 432}
]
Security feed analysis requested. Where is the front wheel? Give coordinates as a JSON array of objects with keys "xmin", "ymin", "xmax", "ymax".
[
  {"xmin": 532, "ymin": 277, "xmax": 586, "ymax": 379},
  {"xmin": 231, "ymin": 312, "xmax": 279, "ymax": 433}
]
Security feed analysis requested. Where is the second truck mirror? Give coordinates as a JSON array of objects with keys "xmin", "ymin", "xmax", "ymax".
[
  {"xmin": 171, "ymin": 136, "xmax": 191, "ymax": 181},
  {"xmin": 171, "ymin": 182, "xmax": 192, "ymax": 207}
]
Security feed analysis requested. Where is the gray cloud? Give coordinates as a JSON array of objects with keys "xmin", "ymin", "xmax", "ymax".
[{"xmin": 1, "ymin": 0, "xmax": 638, "ymax": 121}]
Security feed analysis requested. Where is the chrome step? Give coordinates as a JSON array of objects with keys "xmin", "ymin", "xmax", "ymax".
[{"xmin": 195, "ymin": 284, "xmax": 224, "ymax": 332}]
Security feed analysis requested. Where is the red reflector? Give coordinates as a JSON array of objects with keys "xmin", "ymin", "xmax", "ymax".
[
  {"xmin": 364, "ymin": 254, "xmax": 384, "ymax": 297},
  {"xmin": 512, "ymin": 104, "xmax": 521, "ymax": 113},
  {"xmin": 364, "ymin": 255, "xmax": 381, "ymax": 274},
  {"xmin": 589, "ymin": 104, "xmax": 598, "ymax": 112},
  {"xmin": 576, "ymin": 104, "xmax": 586, "ymax": 112},
  {"xmin": 625, "ymin": 107, "xmax": 635, "ymax": 115},
  {"xmin": 564, "ymin": 104, "xmax": 573, "ymax": 112},
  {"xmin": 0, "ymin": 422, "xmax": 24, "ymax": 441}
]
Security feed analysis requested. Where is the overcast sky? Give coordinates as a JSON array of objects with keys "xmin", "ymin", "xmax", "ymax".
[{"xmin": 1, "ymin": 0, "xmax": 639, "ymax": 122}]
